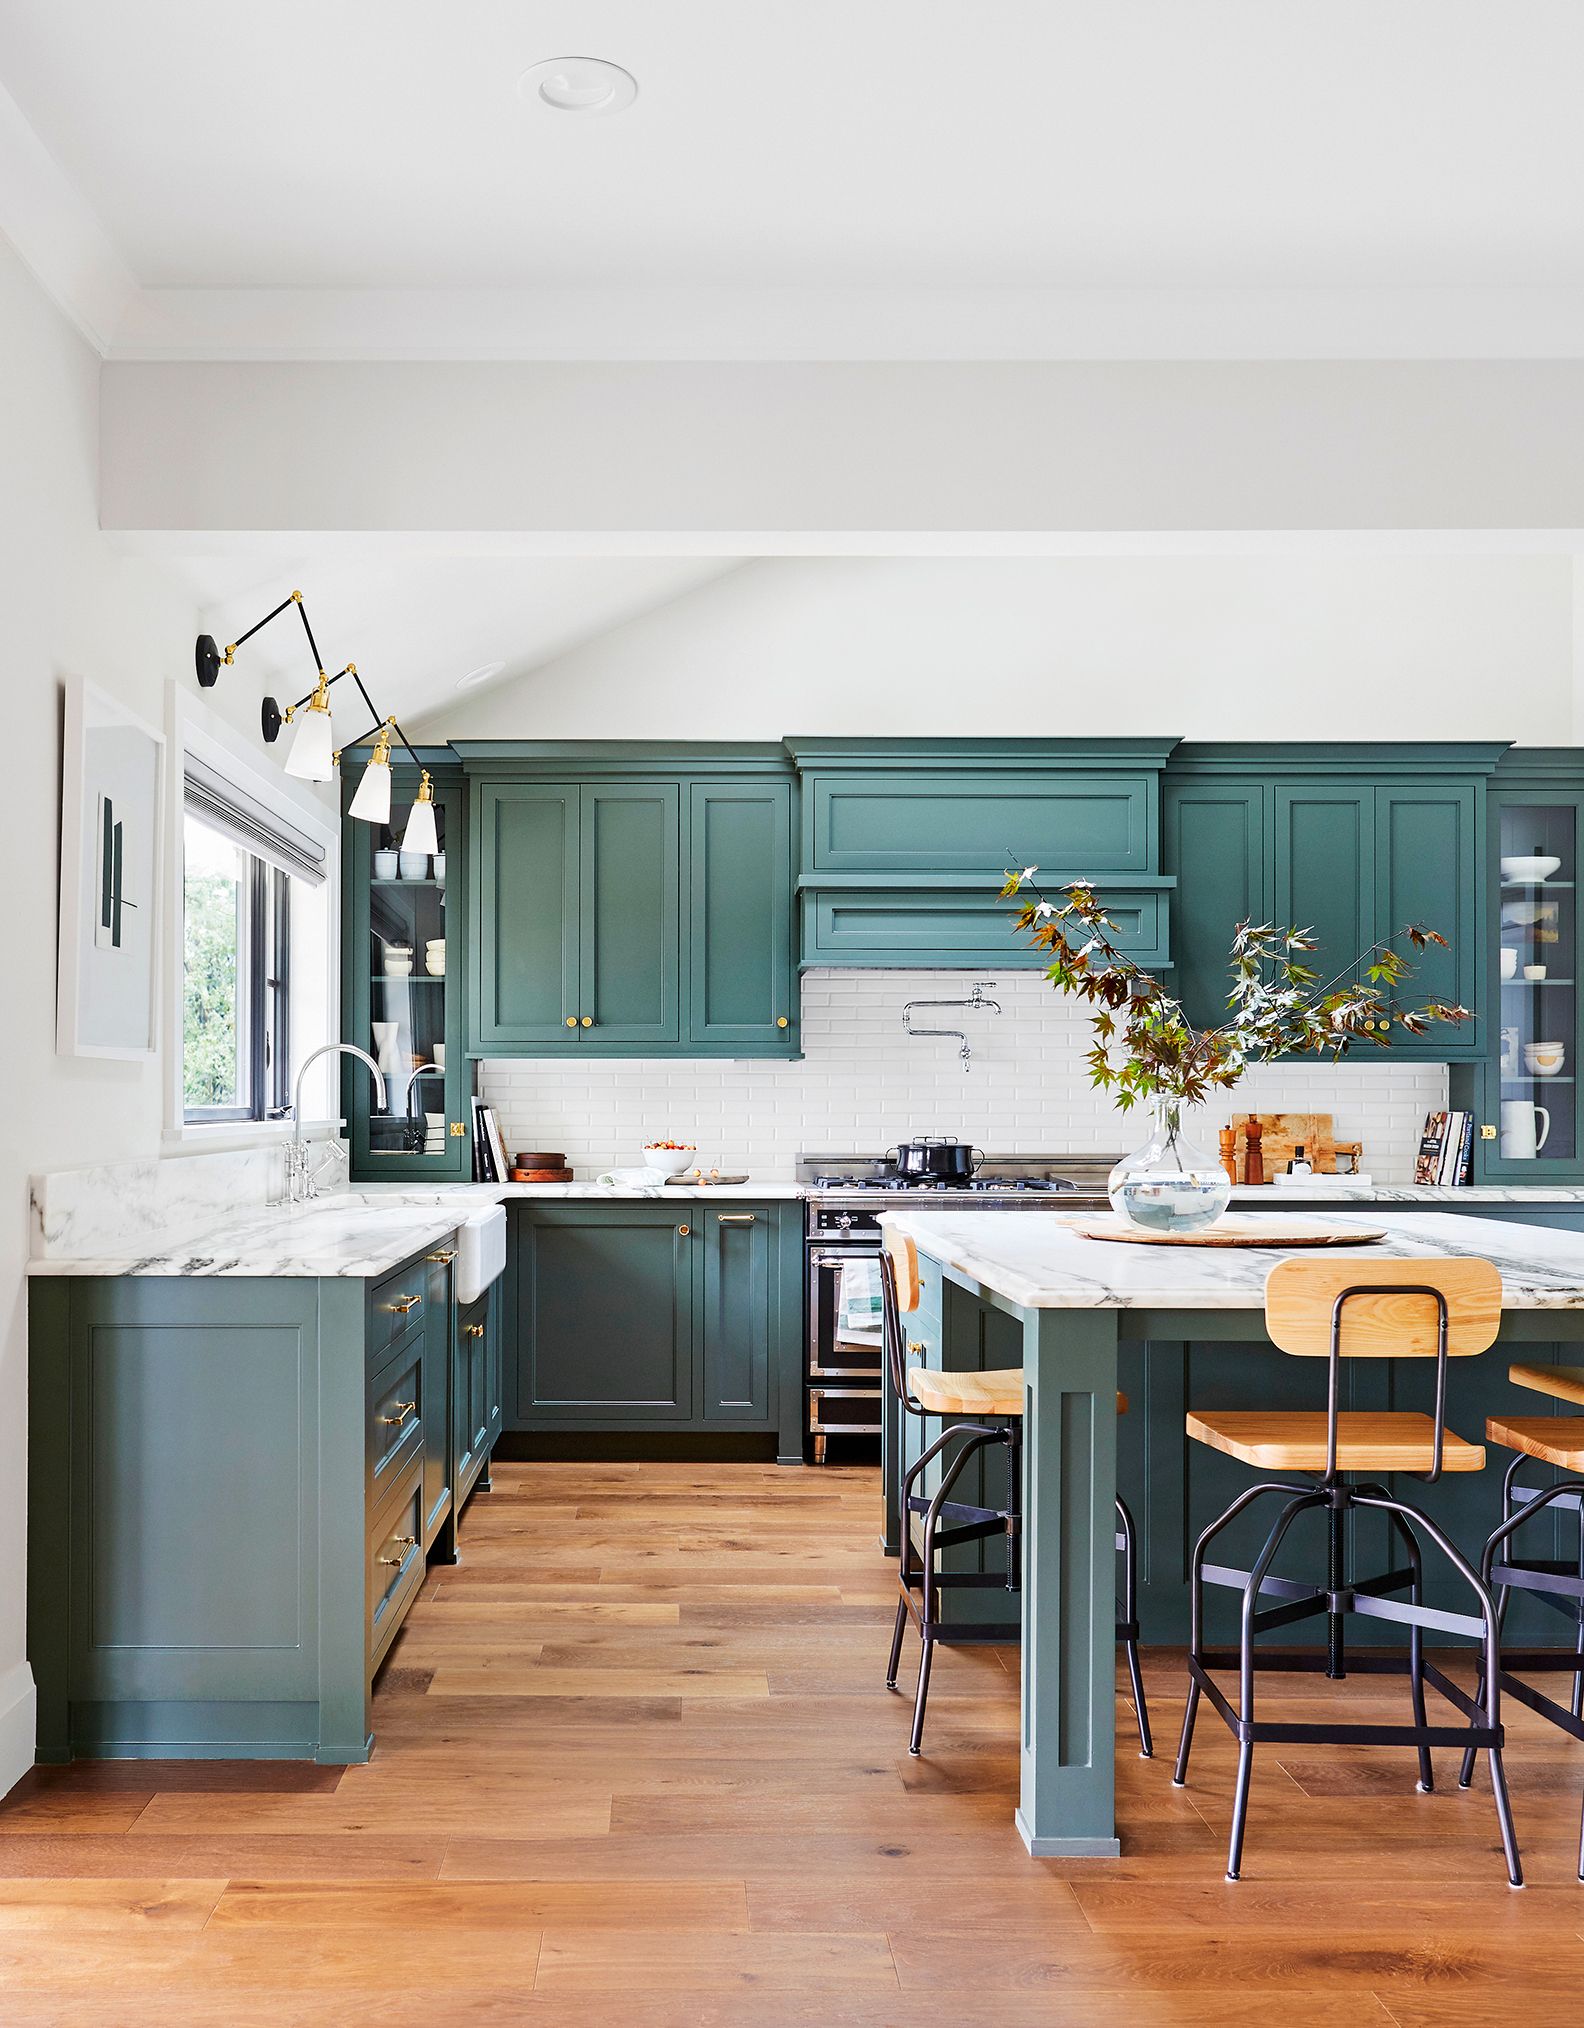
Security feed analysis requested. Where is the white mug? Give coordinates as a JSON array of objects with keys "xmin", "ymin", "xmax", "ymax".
[{"xmin": 1500, "ymin": 1099, "xmax": 1551, "ymax": 1160}]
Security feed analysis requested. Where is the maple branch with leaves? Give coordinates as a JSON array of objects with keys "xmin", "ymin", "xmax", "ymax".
[{"xmin": 1000, "ymin": 864, "xmax": 1471, "ymax": 1114}]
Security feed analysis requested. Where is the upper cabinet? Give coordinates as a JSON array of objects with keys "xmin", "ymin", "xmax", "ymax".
[
  {"xmin": 461, "ymin": 747, "xmax": 797, "ymax": 1059},
  {"xmin": 788, "ymin": 738, "xmax": 1178, "ymax": 971},
  {"xmin": 1165, "ymin": 746, "xmax": 1503, "ymax": 1061}
]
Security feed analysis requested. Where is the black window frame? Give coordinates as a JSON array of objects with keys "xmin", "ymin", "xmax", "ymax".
[{"xmin": 182, "ymin": 813, "xmax": 292, "ymax": 1126}]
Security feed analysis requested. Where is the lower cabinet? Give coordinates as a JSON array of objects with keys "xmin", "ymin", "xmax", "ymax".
[
  {"xmin": 454, "ymin": 1279, "xmax": 504, "ymax": 1509},
  {"xmin": 29, "ymin": 1232, "xmax": 469, "ymax": 1767},
  {"xmin": 513, "ymin": 1201, "xmax": 803, "ymax": 1459}
]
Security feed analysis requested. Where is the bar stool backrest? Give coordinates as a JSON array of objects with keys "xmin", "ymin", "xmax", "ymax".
[
  {"xmin": 1265, "ymin": 1257, "xmax": 1502, "ymax": 1358},
  {"xmin": 1265, "ymin": 1254, "xmax": 1502, "ymax": 1483},
  {"xmin": 880, "ymin": 1230, "xmax": 925, "ymax": 1416}
]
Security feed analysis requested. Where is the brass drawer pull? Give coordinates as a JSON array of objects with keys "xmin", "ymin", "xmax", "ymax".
[
  {"xmin": 465, "ymin": 1322, "xmax": 485, "ymax": 1339},
  {"xmin": 776, "ymin": 1016, "xmax": 789, "ymax": 1029},
  {"xmin": 379, "ymin": 1399, "xmax": 416, "ymax": 1427},
  {"xmin": 427, "ymin": 1249, "xmax": 456, "ymax": 1265},
  {"xmin": 377, "ymin": 1534, "xmax": 418, "ymax": 1568},
  {"xmin": 677, "ymin": 1224, "xmax": 690, "ymax": 1237},
  {"xmin": 717, "ymin": 1214, "xmax": 756, "ymax": 1225},
  {"xmin": 388, "ymin": 1294, "xmax": 421, "ymax": 1315}
]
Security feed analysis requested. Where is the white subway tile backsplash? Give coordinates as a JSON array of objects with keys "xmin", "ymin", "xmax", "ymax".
[{"xmin": 480, "ymin": 969, "xmax": 1447, "ymax": 1183}]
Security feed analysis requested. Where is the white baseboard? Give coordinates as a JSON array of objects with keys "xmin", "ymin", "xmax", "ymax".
[{"xmin": 0, "ymin": 1660, "xmax": 36, "ymax": 1797}]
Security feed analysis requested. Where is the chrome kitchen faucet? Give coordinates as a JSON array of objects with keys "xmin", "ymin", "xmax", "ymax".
[{"xmin": 900, "ymin": 979, "xmax": 1001, "ymax": 1072}]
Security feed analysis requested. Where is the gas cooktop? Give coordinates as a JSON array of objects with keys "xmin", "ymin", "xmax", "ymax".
[{"xmin": 797, "ymin": 1153, "xmax": 1118, "ymax": 1199}]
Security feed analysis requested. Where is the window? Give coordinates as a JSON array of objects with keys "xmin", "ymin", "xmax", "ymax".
[{"xmin": 182, "ymin": 810, "xmax": 291, "ymax": 1122}]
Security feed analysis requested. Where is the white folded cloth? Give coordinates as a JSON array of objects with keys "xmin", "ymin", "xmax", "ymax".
[{"xmin": 595, "ymin": 1167, "xmax": 671, "ymax": 1188}]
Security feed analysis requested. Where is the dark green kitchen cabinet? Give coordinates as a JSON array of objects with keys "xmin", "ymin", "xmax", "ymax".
[
  {"xmin": 342, "ymin": 757, "xmax": 472, "ymax": 1179},
  {"xmin": 1273, "ymin": 783, "xmax": 1374, "ymax": 1000},
  {"xmin": 463, "ymin": 747, "xmax": 797, "ymax": 1058},
  {"xmin": 518, "ymin": 1203, "xmax": 696, "ymax": 1421},
  {"xmin": 1162, "ymin": 780, "xmax": 1267, "ymax": 1028},
  {"xmin": 511, "ymin": 1200, "xmax": 804, "ymax": 1458},
  {"xmin": 799, "ymin": 881, "xmax": 1171, "ymax": 971},
  {"xmin": 454, "ymin": 1277, "xmax": 503, "ymax": 1511},
  {"xmin": 1374, "ymin": 784, "xmax": 1478, "ymax": 1024},
  {"xmin": 688, "ymin": 780, "xmax": 796, "ymax": 1048},
  {"xmin": 471, "ymin": 780, "xmax": 580, "ymax": 1048},
  {"xmin": 419, "ymin": 1247, "xmax": 456, "ymax": 1556}
]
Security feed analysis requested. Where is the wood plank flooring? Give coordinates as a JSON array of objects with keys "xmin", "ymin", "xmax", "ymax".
[{"xmin": 2, "ymin": 1459, "xmax": 1583, "ymax": 2024}]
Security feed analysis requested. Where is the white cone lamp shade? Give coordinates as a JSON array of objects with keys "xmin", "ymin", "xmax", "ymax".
[
  {"xmin": 284, "ymin": 677, "xmax": 336, "ymax": 781},
  {"xmin": 402, "ymin": 772, "xmax": 439, "ymax": 857},
  {"xmin": 347, "ymin": 725, "xmax": 394, "ymax": 825}
]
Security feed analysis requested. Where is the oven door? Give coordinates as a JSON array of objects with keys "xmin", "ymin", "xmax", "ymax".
[{"xmin": 808, "ymin": 1244, "xmax": 886, "ymax": 1384}]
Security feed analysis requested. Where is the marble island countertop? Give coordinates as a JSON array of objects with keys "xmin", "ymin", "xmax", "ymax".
[
  {"xmin": 1231, "ymin": 1181, "xmax": 1584, "ymax": 1204},
  {"xmin": 880, "ymin": 1207, "xmax": 1584, "ymax": 1312}
]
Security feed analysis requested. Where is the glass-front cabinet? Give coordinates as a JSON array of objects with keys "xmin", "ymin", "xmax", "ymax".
[
  {"xmin": 342, "ymin": 760, "xmax": 472, "ymax": 1180},
  {"xmin": 1452, "ymin": 761, "xmax": 1584, "ymax": 1181}
]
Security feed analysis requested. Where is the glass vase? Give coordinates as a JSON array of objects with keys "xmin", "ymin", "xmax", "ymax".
[{"xmin": 1108, "ymin": 1099, "xmax": 1232, "ymax": 1234}]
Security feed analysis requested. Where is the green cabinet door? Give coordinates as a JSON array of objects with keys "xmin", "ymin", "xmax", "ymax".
[
  {"xmin": 1374, "ymin": 785, "xmax": 1480, "ymax": 1058},
  {"xmin": 471, "ymin": 781, "xmax": 580, "ymax": 1047},
  {"xmin": 454, "ymin": 1292, "xmax": 491, "ymax": 1507},
  {"xmin": 521, "ymin": 1204, "xmax": 695, "ymax": 1420},
  {"xmin": 1274, "ymin": 784, "xmax": 1374, "ymax": 996},
  {"xmin": 1162, "ymin": 780, "xmax": 1268, "ymax": 1029},
  {"xmin": 688, "ymin": 780, "xmax": 796, "ymax": 1050},
  {"xmin": 419, "ymin": 1251, "xmax": 454, "ymax": 1551},
  {"xmin": 701, "ymin": 1207, "xmax": 773, "ymax": 1421},
  {"xmin": 581, "ymin": 783, "xmax": 680, "ymax": 1044}
]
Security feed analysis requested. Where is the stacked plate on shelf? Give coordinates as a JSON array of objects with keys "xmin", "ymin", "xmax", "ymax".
[{"xmin": 424, "ymin": 1109, "xmax": 445, "ymax": 1153}]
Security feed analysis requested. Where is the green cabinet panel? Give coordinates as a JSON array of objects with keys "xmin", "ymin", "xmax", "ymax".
[
  {"xmin": 419, "ymin": 1252, "xmax": 455, "ymax": 1552},
  {"xmin": 343, "ymin": 762, "xmax": 472, "ymax": 1180},
  {"xmin": 520, "ymin": 1204, "xmax": 695, "ymax": 1420},
  {"xmin": 454, "ymin": 1281, "xmax": 500, "ymax": 1509},
  {"xmin": 702, "ymin": 1208, "xmax": 773, "ymax": 1420},
  {"xmin": 581, "ymin": 782, "xmax": 680, "ymax": 1043},
  {"xmin": 1162, "ymin": 781, "xmax": 1268, "ymax": 1029},
  {"xmin": 801, "ymin": 884, "xmax": 1169, "ymax": 971},
  {"xmin": 1273, "ymin": 783, "xmax": 1374, "ymax": 999},
  {"xmin": 471, "ymin": 780, "xmax": 580, "ymax": 1047},
  {"xmin": 804, "ymin": 771, "xmax": 1154, "ymax": 876},
  {"xmin": 688, "ymin": 780, "xmax": 796, "ymax": 1049},
  {"xmin": 1375, "ymin": 784, "xmax": 1479, "ymax": 1053}
]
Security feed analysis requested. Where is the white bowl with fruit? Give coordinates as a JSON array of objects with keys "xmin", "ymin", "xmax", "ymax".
[{"xmin": 642, "ymin": 1140, "xmax": 697, "ymax": 1177}]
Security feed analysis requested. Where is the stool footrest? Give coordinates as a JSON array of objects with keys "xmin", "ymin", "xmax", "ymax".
[
  {"xmin": 1513, "ymin": 1480, "xmax": 1584, "ymax": 1513},
  {"xmin": 1495, "ymin": 1665, "xmax": 1584, "ymax": 1746},
  {"xmin": 1492, "ymin": 1558, "xmax": 1584, "ymax": 1605},
  {"xmin": 1189, "ymin": 1655, "xmax": 1499, "ymax": 1749}
]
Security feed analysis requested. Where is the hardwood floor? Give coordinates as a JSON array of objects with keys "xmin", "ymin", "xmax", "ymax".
[{"xmin": 3, "ymin": 1459, "xmax": 1584, "ymax": 2024}]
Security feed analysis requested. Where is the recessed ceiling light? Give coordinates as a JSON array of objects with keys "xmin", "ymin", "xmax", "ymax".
[
  {"xmin": 456, "ymin": 662, "xmax": 505, "ymax": 691},
  {"xmin": 517, "ymin": 57, "xmax": 638, "ymax": 117}
]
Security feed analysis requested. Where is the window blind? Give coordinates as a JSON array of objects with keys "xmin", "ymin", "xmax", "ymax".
[{"xmin": 183, "ymin": 752, "xmax": 329, "ymax": 887}]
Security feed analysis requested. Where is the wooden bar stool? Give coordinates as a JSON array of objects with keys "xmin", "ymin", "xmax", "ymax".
[
  {"xmin": 1173, "ymin": 1256, "xmax": 1521, "ymax": 1885},
  {"xmin": 878, "ymin": 1230, "xmax": 1151, "ymax": 1761},
  {"xmin": 1458, "ymin": 1362, "xmax": 1584, "ymax": 1878}
]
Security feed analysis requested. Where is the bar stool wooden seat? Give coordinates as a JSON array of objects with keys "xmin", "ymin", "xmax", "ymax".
[
  {"xmin": 1174, "ymin": 1255, "xmax": 1521, "ymax": 1885},
  {"xmin": 1458, "ymin": 1363, "xmax": 1584, "ymax": 1878},
  {"xmin": 879, "ymin": 1229, "xmax": 1151, "ymax": 1761}
]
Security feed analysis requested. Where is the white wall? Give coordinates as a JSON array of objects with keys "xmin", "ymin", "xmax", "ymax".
[
  {"xmin": 431, "ymin": 553, "xmax": 1577, "ymax": 743},
  {"xmin": 481, "ymin": 970, "xmax": 1446, "ymax": 1185},
  {"xmin": 0, "ymin": 241, "xmax": 305, "ymax": 1793}
]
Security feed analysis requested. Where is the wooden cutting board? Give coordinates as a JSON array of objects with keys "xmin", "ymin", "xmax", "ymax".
[
  {"xmin": 1232, "ymin": 1112, "xmax": 1361, "ymax": 1180},
  {"xmin": 1072, "ymin": 1214, "xmax": 1386, "ymax": 1248}
]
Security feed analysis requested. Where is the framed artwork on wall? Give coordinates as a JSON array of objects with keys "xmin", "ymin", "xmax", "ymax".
[{"xmin": 57, "ymin": 677, "xmax": 166, "ymax": 1059}]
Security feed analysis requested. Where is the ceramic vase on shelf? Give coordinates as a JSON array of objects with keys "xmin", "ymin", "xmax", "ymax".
[{"xmin": 1108, "ymin": 1098, "xmax": 1232, "ymax": 1234}]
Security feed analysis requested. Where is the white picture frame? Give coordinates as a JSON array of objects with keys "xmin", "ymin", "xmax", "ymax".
[{"xmin": 57, "ymin": 677, "xmax": 166, "ymax": 1059}]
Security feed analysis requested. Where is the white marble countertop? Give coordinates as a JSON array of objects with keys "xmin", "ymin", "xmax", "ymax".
[
  {"xmin": 27, "ymin": 1179, "xmax": 805, "ymax": 1278},
  {"xmin": 880, "ymin": 1208, "xmax": 1584, "ymax": 1312},
  {"xmin": 1231, "ymin": 1182, "xmax": 1584, "ymax": 1204}
]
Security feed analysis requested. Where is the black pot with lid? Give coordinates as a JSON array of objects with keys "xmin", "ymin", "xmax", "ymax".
[{"xmin": 885, "ymin": 1138, "xmax": 986, "ymax": 1182}]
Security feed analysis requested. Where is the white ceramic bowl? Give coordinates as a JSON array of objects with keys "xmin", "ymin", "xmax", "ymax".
[
  {"xmin": 1501, "ymin": 854, "xmax": 1562, "ymax": 883},
  {"xmin": 373, "ymin": 850, "xmax": 400, "ymax": 879},
  {"xmin": 1524, "ymin": 1041, "xmax": 1566, "ymax": 1075},
  {"xmin": 386, "ymin": 956, "xmax": 413, "ymax": 978},
  {"xmin": 398, "ymin": 851, "xmax": 430, "ymax": 879},
  {"xmin": 642, "ymin": 1145, "xmax": 696, "ymax": 1177}
]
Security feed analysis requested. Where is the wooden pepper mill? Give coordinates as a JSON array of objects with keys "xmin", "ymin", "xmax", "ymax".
[
  {"xmin": 1243, "ymin": 1114, "xmax": 1265, "ymax": 1187},
  {"xmin": 1218, "ymin": 1125, "xmax": 1238, "ymax": 1187}
]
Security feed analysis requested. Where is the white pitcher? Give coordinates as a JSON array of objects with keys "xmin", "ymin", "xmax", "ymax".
[{"xmin": 1500, "ymin": 1099, "xmax": 1551, "ymax": 1160}]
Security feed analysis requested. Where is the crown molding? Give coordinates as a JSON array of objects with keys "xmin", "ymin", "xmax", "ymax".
[{"xmin": 0, "ymin": 79, "xmax": 136, "ymax": 354}]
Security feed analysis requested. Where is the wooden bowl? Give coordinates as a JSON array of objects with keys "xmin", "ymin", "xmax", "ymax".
[
  {"xmin": 511, "ymin": 1167, "xmax": 574, "ymax": 1183},
  {"xmin": 514, "ymin": 1151, "xmax": 566, "ymax": 1168}
]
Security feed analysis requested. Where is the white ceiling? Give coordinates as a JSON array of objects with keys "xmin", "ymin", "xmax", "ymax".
[
  {"xmin": 170, "ymin": 553, "xmax": 739, "ymax": 731},
  {"xmin": 4, "ymin": 2, "xmax": 1584, "ymax": 357}
]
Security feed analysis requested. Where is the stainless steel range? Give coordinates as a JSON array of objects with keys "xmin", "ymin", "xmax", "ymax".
[{"xmin": 800, "ymin": 1152, "xmax": 1116, "ymax": 1462}]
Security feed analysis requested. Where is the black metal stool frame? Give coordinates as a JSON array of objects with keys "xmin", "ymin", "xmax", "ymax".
[
  {"xmin": 1459, "ymin": 1458, "xmax": 1584, "ymax": 1879},
  {"xmin": 1172, "ymin": 1282, "xmax": 1520, "ymax": 1886},
  {"xmin": 878, "ymin": 1248, "xmax": 1152, "ymax": 1761}
]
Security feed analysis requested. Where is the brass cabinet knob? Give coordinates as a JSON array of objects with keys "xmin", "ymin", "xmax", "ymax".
[
  {"xmin": 378, "ymin": 1400, "xmax": 416, "ymax": 1427},
  {"xmin": 449, "ymin": 1122, "xmax": 466, "ymax": 1138},
  {"xmin": 565, "ymin": 1015, "xmax": 578, "ymax": 1029},
  {"xmin": 677, "ymin": 1224, "xmax": 690, "ymax": 1237},
  {"xmin": 776, "ymin": 1016, "xmax": 789, "ymax": 1029},
  {"xmin": 907, "ymin": 1340, "xmax": 927, "ymax": 1356},
  {"xmin": 581, "ymin": 1016, "xmax": 593, "ymax": 1028},
  {"xmin": 389, "ymin": 1294, "xmax": 421, "ymax": 1315},
  {"xmin": 465, "ymin": 1322, "xmax": 485, "ymax": 1339},
  {"xmin": 1480, "ymin": 1123, "xmax": 1497, "ymax": 1140},
  {"xmin": 377, "ymin": 1534, "xmax": 418, "ymax": 1568}
]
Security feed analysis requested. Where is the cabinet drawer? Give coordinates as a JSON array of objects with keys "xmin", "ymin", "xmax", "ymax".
[
  {"xmin": 368, "ymin": 1460, "xmax": 425, "ymax": 1669},
  {"xmin": 805, "ymin": 771, "xmax": 1154, "ymax": 876},
  {"xmin": 801, "ymin": 886, "xmax": 1169, "ymax": 970},
  {"xmin": 368, "ymin": 1331, "xmax": 425, "ymax": 1503},
  {"xmin": 367, "ymin": 1257, "xmax": 431, "ymax": 1362}
]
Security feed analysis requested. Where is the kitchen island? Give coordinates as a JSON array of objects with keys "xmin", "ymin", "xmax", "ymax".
[{"xmin": 879, "ymin": 1207, "xmax": 1584, "ymax": 1859}]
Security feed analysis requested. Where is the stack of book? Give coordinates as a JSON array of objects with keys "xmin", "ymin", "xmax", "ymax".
[
  {"xmin": 1415, "ymin": 1109, "xmax": 1474, "ymax": 1187},
  {"xmin": 471, "ymin": 1098, "xmax": 511, "ymax": 1182}
]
